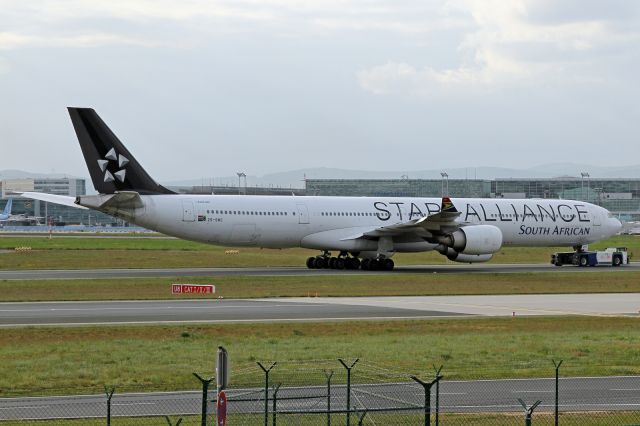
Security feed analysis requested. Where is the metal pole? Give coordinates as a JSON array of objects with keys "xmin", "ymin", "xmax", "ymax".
[
  {"xmin": 411, "ymin": 375, "xmax": 441, "ymax": 426},
  {"xmin": 193, "ymin": 373, "xmax": 214, "ymax": 426},
  {"xmin": 518, "ymin": 398, "xmax": 541, "ymax": 426},
  {"xmin": 104, "ymin": 386, "xmax": 115, "ymax": 426},
  {"xmin": 164, "ymin": 416, "xmax": 183, "ymax": 426},
  {"xmin": 257, "ymin": 362, "xmax": 277, "ymax": 426},
  {"xmin": 357, "ymin": 410, "xmax": 367, "ymax": 426},
  {"xmin": 324, "ymin": 370, "xmax": 334, "ymax": 426},
  {"xmin": 432, "ymin": 365, "xmax": 444, "ymax": 426},
  {"xmin": 338, "ymin": 358, "xmax": 359, "ymax": 426},
  {"xmin": 553, "ymin": 360, "xmax": 563, "ymax": 426},
  {"xmin": 272, "ymin": 383, "xmax": 281, "ymax": 426}
]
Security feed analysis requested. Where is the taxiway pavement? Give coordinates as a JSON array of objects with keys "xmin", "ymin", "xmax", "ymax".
[
  {"xmin": 0, "ymin": 262, "xmax": 638, "ymax": 280},
  {"xmin": 1, "ymin": 293, "xmax": 637, "ymax": 327}
]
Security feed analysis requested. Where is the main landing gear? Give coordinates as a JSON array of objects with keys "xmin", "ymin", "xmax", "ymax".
[{"xmin": 306, "ymin": 251, "xmax": 394, "ymax": 271}]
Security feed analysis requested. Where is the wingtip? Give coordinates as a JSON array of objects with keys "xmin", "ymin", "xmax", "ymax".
[{"xmin": 441, "ymin": 196, "xmax": 458, "ymax": 213}]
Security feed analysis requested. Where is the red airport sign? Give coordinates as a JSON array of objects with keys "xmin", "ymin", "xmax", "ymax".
[{"xmin": 171, "ymin": 284, "xmax": 215, "ymax": 295}]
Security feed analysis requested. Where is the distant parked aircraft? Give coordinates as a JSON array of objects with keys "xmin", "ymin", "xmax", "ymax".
[
  {"xmin": 0, "ymin": 198, "xmax": 12, "ymax": 221},
  {"xmin": 0, "ymin": 198, "xmax": 43, "ymax": 225},
  {"xmin": 21, "ymin": 108, "xmax": 622, "ymax": 270}
]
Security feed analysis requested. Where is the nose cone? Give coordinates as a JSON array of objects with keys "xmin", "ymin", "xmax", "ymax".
[{"xmin": 607, "ymin": 217, "xmax": 622, "ymax": 236}]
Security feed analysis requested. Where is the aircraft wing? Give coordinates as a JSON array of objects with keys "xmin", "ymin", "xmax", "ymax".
[
  {"xmin": 18, "ymin": 192, "xmax": 88, "ymax": 209},
  {"xmin": 341, "ymin": 197, "xmax": 463, "ymax": 241}
]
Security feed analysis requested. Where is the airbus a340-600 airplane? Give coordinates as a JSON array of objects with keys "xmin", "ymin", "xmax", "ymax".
[{"xmin": 22, "ymin": 108, "xmax": 622, "ymax": 271}]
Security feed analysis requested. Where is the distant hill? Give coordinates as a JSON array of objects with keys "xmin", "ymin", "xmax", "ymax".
[{"xmin": 0, "ymin": 169, "xmax": 81, "ymax": 180}]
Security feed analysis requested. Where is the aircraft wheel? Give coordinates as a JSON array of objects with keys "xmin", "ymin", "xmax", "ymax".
[
  {"xmin": 382, "ymin": 259, "xmax": 394, "ymax": 271},
  {"xmin": 335, "ymin": 258, "xmax": 345, "ymax": 270},
  {"xmin": 315, "ymin": 257, "xmax": 326, "ymax": 269},
  {"xmin": 350, "ymin": 258, "xmax": 361, "ymax": 270},
  {"xmin": 306, "ymin": 257, "xmax": 316, "ymax": 269},
  {"xmin": 361, "ymin": 258, "xmax": 371, "ymax": 270},
  {"xmin": 328, "ymin": 257, "xmax": 337, "ymax": 269}
]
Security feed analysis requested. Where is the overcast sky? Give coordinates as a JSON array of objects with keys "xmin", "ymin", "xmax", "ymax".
[{"xmin": 1, "ymin": 0, "xmax": 639, "ymax": 182}]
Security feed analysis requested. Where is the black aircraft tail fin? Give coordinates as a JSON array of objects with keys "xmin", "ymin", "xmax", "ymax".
[{"xmin": 68, "ymin": 108, "xmax": 175, "ymax": 195}]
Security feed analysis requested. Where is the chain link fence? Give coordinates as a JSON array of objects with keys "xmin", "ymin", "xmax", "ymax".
[{"xmin": 1, "ymin": 358, "xmax": 639, "ymax": 425}]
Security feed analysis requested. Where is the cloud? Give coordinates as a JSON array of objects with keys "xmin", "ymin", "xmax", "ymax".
[
  {"xmin": 357, "ymin": 0, "xmax": 640, "ymax": 96},
  {"xmin": 0, "ymin": 32, "xmax": 166, "ymax": 50},
  {"xmin": 0, "ymin": 0, "xmax": 473, "ymax": 51}
]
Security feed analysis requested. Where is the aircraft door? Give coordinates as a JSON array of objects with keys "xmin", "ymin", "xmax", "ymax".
[
  {"xmin": 592, "ymin": 211, "xmax": 602, "ymax": 226},
  {"xmin": 296, "ymin": 204, "xmax": 310, "ymax": 224},
  {"xmin": 182, "ymin": 201, "xmax": 195, "ymax": 222}
]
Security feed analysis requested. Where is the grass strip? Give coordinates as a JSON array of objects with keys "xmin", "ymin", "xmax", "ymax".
[
  {"xmin": 1, "ymin": 316, "xmax": 639, "ymax": 395},
  {"xmin": 0, "ymin": 235, "xmax": 637, "ymax": 270},
  {"xmin": 1, "ymin": 271, "xmax": 640, "ymax": 302}
]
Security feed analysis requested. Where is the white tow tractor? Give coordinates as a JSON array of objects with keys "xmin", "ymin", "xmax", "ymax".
[{"xmin": 551, "ymin": 247, "xmax": 629, "ymax": 267}]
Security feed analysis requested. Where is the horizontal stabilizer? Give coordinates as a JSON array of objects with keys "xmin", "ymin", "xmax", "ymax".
[{"xmin": 18, "ymin": 192, "xmax": 88, "ymax": 209}]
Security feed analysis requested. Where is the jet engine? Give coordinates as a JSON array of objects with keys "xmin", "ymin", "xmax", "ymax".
[
  {"xmin": 444, "ymin": 248, "xmax": 493, "ymax": 263},
  {"xmin": 437, "ymin": 225, "xmax": 502, "ymax": 255}
]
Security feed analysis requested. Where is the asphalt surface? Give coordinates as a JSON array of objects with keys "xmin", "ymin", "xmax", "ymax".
[
  {"xmin": 1, "ymin": 293, "xmax": 638, "ymax": 327},
  {"xmin": 0, "ymin": 299, "xmax": 465, "ymax": 326},
  {"xmin": 1, "ymin": 376, "xmax": 639, "ymax": 420},
  {"xmin": 0, "ymin": 262, "xmax": 639, "ymax": 280}
]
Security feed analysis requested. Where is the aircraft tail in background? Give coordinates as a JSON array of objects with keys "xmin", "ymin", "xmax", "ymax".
[{"xmin": 0, "ymin": 198, "xmax": 12, "ymax": 220}]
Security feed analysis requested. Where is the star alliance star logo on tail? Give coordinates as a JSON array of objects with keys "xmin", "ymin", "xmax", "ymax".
[{"xmin": 97, "ymin": 148, "xmax": 129, "ymax": 183}]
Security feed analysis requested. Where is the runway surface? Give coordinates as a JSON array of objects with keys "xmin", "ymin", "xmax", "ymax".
[
  {"xmin": 1, "ymin": 262, "xmax": 639, "ymax": 280},
  {"xmin": 1, "ymin": 376, "xmax": 639, "ymax": 420},
  {"xmin": 1, "ymin": 293, "xmax": 638, "ymax": 326}
]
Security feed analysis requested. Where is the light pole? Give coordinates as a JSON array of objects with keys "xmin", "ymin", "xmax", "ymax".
[
  {"xmin": 581, "ymin": 172, "xmax": 590, "ymax": 201},
  {"xmin": 237, "ymin": 172, "xmax": 246, "ymax": 195},
  {"xmin": 440, "ymin": 172, "xmax": 449, "ymax": 197}
]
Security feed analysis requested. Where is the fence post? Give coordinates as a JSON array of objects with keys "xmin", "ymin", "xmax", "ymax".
[
  {"xmin": 356, "ymin": 409, "xmax": 367, "ymax": 426},
  {"xmin": 432, "ymin": 365, "xmax": 444, "ymax": 426},
  {"xmin": 411, "ymin": 375, "xmax": 441, "ymax": 426},
  {"xmin": 104, "ymin": 386, "xmax": 115, "ymax": 426},
  {"xmin": 257, "ymin": 361, "xmax": 277, "ymax": 426},
  {"xmin": 517, "ymin": 398, "xmax": 541, "ymax": 426},
  {"xmin": 193, "ymin": 373, "xmax": 214, "ymax": 426},
  {"xmin": 324, "ymin": 370, "xmax": 334, "ymax": 426},
  {"xmin": 338, "ymin": 358, "xmax": 359, "ymax": 426},
  {"xmin": 164, "ymin": 416, "xmax": 183, "ymax": 426},
  {"xmin": 552, "ymin": 360, "xmax": 563, "ymax": 426},
  {"xmin": 272, "ymin": 383, "xmax": 281, "ymax": 426}
]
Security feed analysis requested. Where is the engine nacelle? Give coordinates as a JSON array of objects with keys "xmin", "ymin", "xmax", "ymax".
[
  {"xmin": 446, "ymin": 250, "xmax": 493, "ymax": 263},
  {"xmin": 439, "ymin": 225, "xmax": 503, "ymax": 255}
]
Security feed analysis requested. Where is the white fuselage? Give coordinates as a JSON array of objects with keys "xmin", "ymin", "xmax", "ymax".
[{"xmin": 122, "ymin": 195, "xmax": 621, "ymax": 253}]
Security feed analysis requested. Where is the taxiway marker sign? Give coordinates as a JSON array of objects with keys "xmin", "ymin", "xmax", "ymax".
[{"xmin": 171, "ymin": 284, "xmax": 215, "ymax": 294}]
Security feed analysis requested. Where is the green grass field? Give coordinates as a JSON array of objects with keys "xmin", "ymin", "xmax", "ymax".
[
  {"xmin": 0, "ymin": 234, "xmax": 637, "ymax": 269},
  {"xmin": 2, "ymin": 316, "xmax": 639, "ymax": 396},
  {"xmin": 1, "ymin": 271, "xmax": 640, "ymax": 302}
]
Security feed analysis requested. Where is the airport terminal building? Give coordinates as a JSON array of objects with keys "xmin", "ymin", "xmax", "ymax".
[
  {"xmin": 3, "ymin": 175, "xmax": 640, "ymax": 225},
  {"xmin": 0, "ymin": 178, "xmax": 117, "ymax": 226},
  {"xmin": 305, "ymin": 177, "xmax": 640, "ymax": 221}
]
